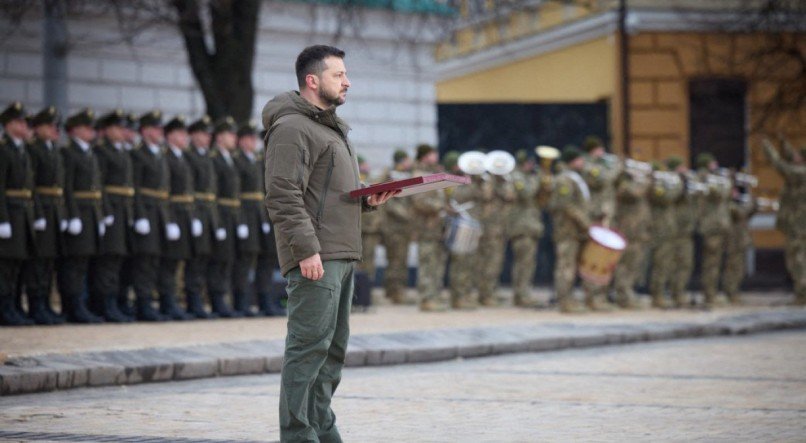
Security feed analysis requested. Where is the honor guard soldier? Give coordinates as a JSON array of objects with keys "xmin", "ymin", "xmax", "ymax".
[
  {"xmin": 232, "ymin": 120, "xmax": 264, "ymax": 316},
  {"xmin": 158, "ymin": 116, "xmax": 195, "ymax": 320},
  {"xmin": 379, "ymin": 149, "xmax": 414, "ymax": 304},
  {"xmin": 59, "ymin": 108, "xmax": 105, "ymax": 323},
  {"xmin": 0, "ymin": 102, "xmax": 37, "ymax": 325},
  {"xmin": 130, "ymin": 110, "xmax": 176, "ymax": 321},
  {"xmin": 116, "ymin": 113, "xmax": 140, "ymax": 316},
  {"xmin": 549, "ymin": 147, "xmax": 592, "ymax": 313},
  {"xmin": 184, "ymin": 116, "xmax": 217, "ymax": 318},
  {"xmin": 21, "ymin": 106, "xmax": 66, "ymax": 324},
  {"xmin": 209, "ymin": 116, "xmax": 246, "ymax": 317},
  {"xmin": 90, "ymin": 109, "xmax": 135, "ymax": 322}
]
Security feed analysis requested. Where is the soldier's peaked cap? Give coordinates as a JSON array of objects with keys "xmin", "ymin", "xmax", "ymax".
[
  {"xmin": 0, "ymin": 101, "xmax": 26, "ymax": 125},
  {"xmin": 164, "ymin": 115, "xmax": 188, "ymax": 134},
  {"xmin": 139, "ymin": 109, "xmax": 163, "ymax": 128},
  {"xmin": 31, "ymin": 106, "xmax": 60, "ymax": 127},
  {"xmin": 65, "ymin": 108, "xmax": 96, "ymax": 130},
  {"xmin": 188, "ymin": 115, "xmax": 212, "ymax": 133},
  {"xmin": 237, "ymin": 120, "xmax": 258, "ymax": 137},
  {"xmin": 213, "ymin": 116, "xmax": 238, "ymax": 135},
  {"xmin": 97, "ymin": 109, "xmax": 127, "ymax": 129}
]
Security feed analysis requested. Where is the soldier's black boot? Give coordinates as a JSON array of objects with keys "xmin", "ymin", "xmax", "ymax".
[
  {"xmin": 67, "ymin": 295, "xmax": 104, "ymax": 324},
  {"xmin": 102, "ymin": 293, "xmax": 133, "ymax": 323},
  {"xmin": 211, "ymin": 293, "xmax": 239, "ymax": 318},
  {"xmin": 185, "ymin": 293, "xmax": 213, "ymax": 319},
  {"xmin": 28, "ymin": 293, "xmax": 56, "ymax": 325},
  {"xmin": 159, "ymin": 294, "xmax": 193, "ymax": 321},
  {"xmin": 0, "ymin": 297, "xmax": 34, "ymax": 326},
  {"xmin": 256, "ymin": 292, "xmax": 272, "ymax": 316},
  {"xmin": 118, "ymin": 288, "xmax": 135, "ymax": 317},
  {"xmin": 232, "ymin": 291, "xmax": 255, "ymax": 317},
  {"xmin": 136, "ymin": 296, "xmax": 167, "ymax": 322}
]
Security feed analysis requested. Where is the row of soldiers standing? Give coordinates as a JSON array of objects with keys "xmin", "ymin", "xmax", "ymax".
[
  {"xmin": 0, "ymin": 101, "xmax": 284, "ymax": 326},
  {"xmin": 359, "ymin": 136, "xmax": 794, "ymax": 313}
]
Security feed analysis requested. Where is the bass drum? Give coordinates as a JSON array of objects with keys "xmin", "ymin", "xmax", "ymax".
[
  {"xmin": 578, "ymin": 225, "xmax": 627, "ymax": 285},
  {"xmin": 443, "ymin": 215, "xmax": 482, "ymax": 255}
]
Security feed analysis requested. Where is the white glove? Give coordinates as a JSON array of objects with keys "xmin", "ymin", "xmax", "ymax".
[
  {"xmin": 134, "ymin": 218, "xmax": 150, "ymax": 235},
  {"xmin": 237, "ymin": 224, "xmax": 249, "ymax": 239},
  {"xmin": 33, "ymin": 218, "xmax": 47, "ymax": 231},
  {"xmin": 0, "ymin": 222, "xmax": 11, "ymax": 239},
  {"xmin": 67, "ymin": 218, "xmax": 83, "ymax": 235},
  {"xmin": 215, "ymin": 227, "xmax": 227, "ymax": 241},
  {"xmin": 98, "ymin": 222, "xmax": 106, "ymax": 237},
  {"xmin": 103, "ymin": 215, "xmax": 114, "ymax": 226},
  {"xmin": 60, "ymin": 219, "xmax": 68, "ymax": 232},
  {"xmin": 166, "ymin": 223, "xmax": 181, "ymax": 241},
  {"xmin": 191, "ymin": 218, "xmax": 203, "ymax": 238},
  {"xmin": 261, "ymin": 222, "xmax": 271, "ymax": 234}
]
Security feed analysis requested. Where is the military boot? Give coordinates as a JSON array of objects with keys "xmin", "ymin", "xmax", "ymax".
[
  {"xmin": 0, "ymin": 296, "xmax": 34, "ymax": 326},
  {"xmin": 136, "ymin": 296, "xmax": 167, "ymax": 322},
  {"xmin": 479, "ymin": 295, "xmax": 502, "ymax": 307},
  {"xmin": 419, "ymin": 298, "xmax": 448, "ymax": 312},
  {"xmin": 727, "ymin": 294, "xmax": 743, "ymax": 306},
  {"xmin": 672, "ymin": 293, "xmax": 690, "ymax": 309},
  {"xmin": 67, "ymin": 295, "xmax": 104, "ymax": 324},
  {"xmin": 651, "ymin": 294, "xmax": 671, "ymax": 309},
  {"xmin": 28, "ymin": 293, "xmax": 57, "ymax": 325},
  {"xmin": 160, "ymin": 294, "xmax": 193, "ymax": 320},
  {"xmin": 98, "ymin": 294, "xmax": 131, "ymax": 323},
  {"xmin": 559, "ymin": 298, "xmax": 588, "ymax": 314},
  {"xmin": 211, "ymin": 294, "xmax": 241, "ymax": 318},
  {"xmin": 513, "ymin": 294, "xmax": 541, "ymax": 308},
  {"xmin": 232, "ymin": 291, "xmax": 256, "ymax": 317},
  {"xmin": 186, "ymin": 293, "xmax": 214, "ymax": 319},
  {"xmin": 586, "ymin": 296, "xmax": 618, "ymax": 312},
  {"xmin": 451, "ymin": 296, "xmax": 478, "ymax": 310},
  {"xmin": 269, "ymin": 292, "xmax": 287, "ymax": 316}
]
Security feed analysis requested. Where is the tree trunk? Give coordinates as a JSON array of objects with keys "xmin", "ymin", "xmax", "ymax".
[{"xmin": 174, "ymin": 0, "xmax": 259, "ymax": 123}]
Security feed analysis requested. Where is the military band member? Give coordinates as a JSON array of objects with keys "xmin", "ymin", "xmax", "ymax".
[
  {"xmin": 232, "ymin": 121, "xmax": 264, "ymax": 316},
  {"xmin": 507, "ymin": 150, "xmax": 544, "ymax": 307},
  {"xmin": 209, "ymin": 116, "xmax": 245, "ymax": 317},
  {"xmin": 59, "ymin": 108, "xmax": 104, "ymax": 323},
  {"xmin": 612, "ymin": 162, "xmax": 651, "ymax": 309},
  {"xmin": 379, "ymin": 149, "xmax": 413, "ymax": 304},
  {"xmin": 0, "ymin": 102, "xmax": 37, "ymax": 325},
  {"xmin": 130, "ymin": 110, "xmax": 175, "ymax": 321},
  {"xmin": 90, "ymin": 109, "xmax": 135, "ymax": 322},
  {"xmin": 696, "ymin": 152, "xmax": 732, "ymax": 309},
  {"xmin": 763, "ymin": 140, "xmax": 806, "ymax": 306},
  {"xmin": 21, "ymin": 106, "xmax": 66, "ymax": 324},
  {"xmin": 648, "ymin": 164, "xmax": 684, "ymax": 308},
  {"xmin": 668, "ymin": 157, "xmax": 700, "ymax": 308},
  {"xmin": 157, "ymin": 116, "xmax": 195, "ymax": 320},
  {"xmin": 722, "ymin": 183, "xmax": 757, "ymax": 305},
  {"xmin": 550, "ymin": 147, "xmax": 591, "ymax": 313},
  {"xmin": 477, "ymin": 163, "xmax": 515, "ymax": 306},
  {"xmin": 411, "ymin": 144, "xmax": 447, "ymax": 311},
  {"xmin": 184, "ymin": 116, "xmax": 217, "ymax": 318}
]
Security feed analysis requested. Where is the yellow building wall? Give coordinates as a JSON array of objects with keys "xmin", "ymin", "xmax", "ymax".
[{"xmin": 436, "ymin": 36, "xmax": 617, "ymax": 103}]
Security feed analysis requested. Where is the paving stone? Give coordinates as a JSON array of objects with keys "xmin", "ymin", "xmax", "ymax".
[
  {"xmin": 406, "ymin": 345, "xmax": 458, "ymax": 363},
  {"xmin": 32, "ymin": 355, "xmax": 91, "ymax": 390},
  {"xmin": 0, "ymin": 365, "xmax": 58, "ymax": 395}
]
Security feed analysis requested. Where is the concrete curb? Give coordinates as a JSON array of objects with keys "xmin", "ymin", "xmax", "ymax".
[{"xmin": 2, "ymin": 309, "xmax": 806, "ymax": 396}]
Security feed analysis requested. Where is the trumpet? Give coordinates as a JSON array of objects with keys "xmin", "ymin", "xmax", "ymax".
[
  {"xmin": 684, "ymin": 174, "xmax": 709, "ymax": 195},
  {"xmin": 756, "ymin": 197, "xmax": 779, "ymax": 212},
  {"xmin": 625, "ymin": 158, "xmax": 652, "ymax": 182},
  {"xmin": 734, "ymin": 172, "xmax": 758, "ymax": 188}
]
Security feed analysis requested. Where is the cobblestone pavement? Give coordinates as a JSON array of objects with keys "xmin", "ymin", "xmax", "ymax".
[{"xmin": 1, "ymin": 331, "xmax": 804, "ymax": 442}]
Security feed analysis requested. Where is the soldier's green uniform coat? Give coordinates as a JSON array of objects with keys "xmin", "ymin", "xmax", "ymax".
[{"xmin": 506, "ymin": 170, "xmax": 543, "ymax": 305}]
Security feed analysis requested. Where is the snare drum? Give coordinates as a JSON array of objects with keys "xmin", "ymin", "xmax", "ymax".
[
  {"xmin": 443, "ymin": 215, "xmax": 482, "ymax": 255},
  {"xmin": 578, "ymin": 225, "xmax": 627, "ymax": 285}
]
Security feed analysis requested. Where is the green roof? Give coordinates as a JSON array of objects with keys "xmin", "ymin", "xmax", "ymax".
[{"xmin": 292, "ymin": 0, "xmax": 455, "ymax": 15}]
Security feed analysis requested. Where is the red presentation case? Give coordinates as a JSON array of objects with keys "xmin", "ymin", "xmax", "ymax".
[{"xmin": 349, "ymin": 173, "xmax": 470, "ymax": 198}]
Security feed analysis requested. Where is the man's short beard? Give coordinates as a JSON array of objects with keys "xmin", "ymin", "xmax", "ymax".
[{"xmin": 319, "ymin": 87, "xmax": 345, "ymax": 108}]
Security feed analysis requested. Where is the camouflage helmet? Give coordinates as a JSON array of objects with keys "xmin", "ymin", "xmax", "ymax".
[
  {"xmin": 392, "ymin": 149, "xmax": 408, "ymax": 164},
  {"xmin": 442, "ymin": 150, "xmax": 461, "ymax": 170},
  {"xmin": 695, "ymin": 152, "xmax": 715, "ymax": 170},
  {"xmin": 582, "ymin": 135, "xmax": 604, "ymax": 152},
  {"xmin": 560, "ymin": 145, "xmax": 583, "ymax": 163},
  {"xmin": 665, "ymin": 156, "xmax": 684, "ymax": 171}
]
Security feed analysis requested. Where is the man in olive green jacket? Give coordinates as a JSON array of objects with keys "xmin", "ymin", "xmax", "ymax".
[{"xmin": 263, "ymin": 45, "xmax": 394, "ymax": 443}]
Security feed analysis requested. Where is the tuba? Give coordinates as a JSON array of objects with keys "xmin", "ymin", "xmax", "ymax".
[
  {"xmin": 484, "ymin": 150, "xmax": 516, "ymax": 177},
  {"xmin": 457, "ymin": 151, "xmax": 488, "ymax": 176},
  {"xmin": 535, "ymin": 145, "xmax": 559, "ymax": 206}
]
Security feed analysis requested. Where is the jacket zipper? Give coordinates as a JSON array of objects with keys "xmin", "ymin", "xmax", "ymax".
[{"xmin": 316, "ymin": 149, "xmax": 336, "ymax": 228}]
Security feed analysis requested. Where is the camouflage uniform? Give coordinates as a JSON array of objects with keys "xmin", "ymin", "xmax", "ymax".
[
  {"xmin": 648, "ymin": 172, "xmax": 684, "ymax": 308},
  {"xmin": 476, "ymin": 175, "xmax": 515, "ymax": 305},
  {"xmin": 670, "ymin": 173, "xmax": 701, "ymax": 307},
  {"xmin": 378, "ymin": 169, "xmax": 412, "ymax": 303},
  {"xmin": 507, "ymin": 170, "xmax": 543, "ymax": 306},
  {"xmin": 410, "ymin": 163, "xmax": 447, "ymax": 310},
  {"xmin": 550, "ymin": 169, "xmax": 591, "ymax": 312},
  {"xmin": 722, "ymin": 196, "xmax": 757, "ymax": 303},
  {"xmin": 447, "ymin": 175, "xmax": 489, "ymax": 309},
  {"xmin": 612, "ymin": 172, "xmax": 651, "ymax": 309},
  {"xmin": 698, "ymin": 170, "xmax": 732, "ymax": 307},
  {"xmin": 764, "ymin": 143, "xmax": 806, "ymax": 304}
]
